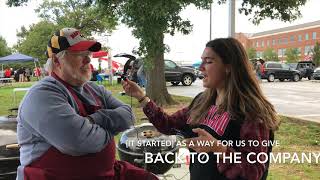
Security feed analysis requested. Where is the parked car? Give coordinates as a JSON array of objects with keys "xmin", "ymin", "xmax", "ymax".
[
  {"xmin": 288, "ymin": 61, "xmax": 315, "ymax": 80},
  {"xmin": 164, "ymin": 60, "xmax": 197, "ymax": 86},
  {"xmin": 113, "ymin": 54, "xmax": 197, "ymax": 86},
  {"xmin": 261, "ymin": 61, "xmax": 301, "ymax": 82},
  {"xmin": 312, "ymin": 67, "xmax": 320, "ymax": 80}
]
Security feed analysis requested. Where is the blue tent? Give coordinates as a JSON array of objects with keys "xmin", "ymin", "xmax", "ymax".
[{"xmin": 0, "ymin": 53, "xmax": 37, "ymax": 63}]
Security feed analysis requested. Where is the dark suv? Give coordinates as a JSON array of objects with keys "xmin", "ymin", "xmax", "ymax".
[
  {"xmin": 164, "ymin": 60, "xmax": 197, "ymax": 86},
  {"xmin": 113, "ymin": 54, "xmax": 197, "ymax": 86},
  {"xmin": 261, "ymin": 62, "xmax": 301, "ymax": 82},
  {"xmin": 288, "ymin": 61, "xmax": 315, "ymax": 80}
]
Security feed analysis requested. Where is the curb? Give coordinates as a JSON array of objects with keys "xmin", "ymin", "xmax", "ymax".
[
  {"xmin": 310, "ymin": 80, "xmax": 320, "ymax": 83},
  {"xmin": 279, "ymin": 114, "xmax": 320, "ymax": 124}
]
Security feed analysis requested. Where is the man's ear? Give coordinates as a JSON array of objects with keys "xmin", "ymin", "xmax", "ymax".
[{"xmin": 52, "ymin": 54, "xmax": 60, "ymax": 65}]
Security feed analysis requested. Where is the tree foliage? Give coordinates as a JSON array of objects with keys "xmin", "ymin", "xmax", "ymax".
[
  {"xmin": 246, "ymin": 47, "xmax": 256, "ymax": 59},
  {"xmin": 0, "ymin": 36, "xmax": 12, "ymax": 57},
  {"xmin": 35, "ymin": 0, "xmax": 117, "ymax": 37},
  {"xmin": 285, "ymin": 48, "xmax": 299, "ymax": 63},
  {"xmin": 14, "ymin": 21, "xmax": 58, "ymax": 64},
  {"xmin": 14, "ymin": 0, "xmax": 117, "ymax": 65},
  {"xmin": 7, "ymin": 0, "xmax": 308, "ymax": 105},
  {"xmin": 312, "ymin": 42, "xmax": 320, "ymax": 67},
  {"xmin": 263, "ymin": 48, "xmax": 278, "ymax": 61}
]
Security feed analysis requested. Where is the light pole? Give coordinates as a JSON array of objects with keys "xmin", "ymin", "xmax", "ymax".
[
  {"xmin": 228, "ymin": 0, "xmax": 235, "ymax": 37},
  {"xmin": 209, "ymin": 3, "xmax": 212, "ymax": 40}
]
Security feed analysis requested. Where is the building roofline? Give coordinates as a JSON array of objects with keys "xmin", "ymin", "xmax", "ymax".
[{"xmin": 249, "ymin": 20, "xmax": 320, "ymax": 39}]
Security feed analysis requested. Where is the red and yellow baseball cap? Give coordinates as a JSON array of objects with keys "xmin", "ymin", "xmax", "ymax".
[{"xmin": 46, "ymin": 28, "xmax": 101, "ymax": 58}]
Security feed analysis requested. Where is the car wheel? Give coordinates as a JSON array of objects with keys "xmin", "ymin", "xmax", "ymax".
[
  {"xmin": 279, "ymin": 78, "xmax": 285, "ymax": 82},
  {"xmin": 171, "ymin": 82, "xmax": 180, "ymax": 86},
  {"xmin": 292, "ymin": 74, "xmax": 300, "ymax": 82},
  {"xmin": 182, "ymin": 74, "xmax": 193, "ymax": 86},
  {"xmin": 267, "ymin": 74, "xmax": 275, "ymax": 82}
]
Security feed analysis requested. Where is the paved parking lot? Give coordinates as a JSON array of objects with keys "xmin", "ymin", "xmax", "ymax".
[{"xmin": 167, "ymin": 79, "xmax": 320, "ymax": 123}]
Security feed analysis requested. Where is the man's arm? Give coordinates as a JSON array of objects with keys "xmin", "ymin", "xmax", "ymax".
[
  {"xmin": 19, "ymin": 85, "xmax": 112, "ymax": 156},
  {"xmin": 88, "ymin": 86, "xmax": 134, "ymax": 134}
]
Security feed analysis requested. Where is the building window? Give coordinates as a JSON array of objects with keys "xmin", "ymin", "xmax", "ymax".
[
  {"xmin": 298, "ymin": 35, "xmax": 302, "ymax": 42},
  {"xmin": 277, "ymin": 49, "xmax": 286, "ymax": 57},
  {"xmin": 261, "ymin": 40, "xmax": 264, "ymax": 47},
  {"xmin": 267, "ymin": 40, "xmax": 270, "ymax": 47},
  {"xmin": 304, "ymin": 46, "xmax": 313, "ymax": 55},
  {"xmin": 283, "ymin": 38, "xmax": 288, "ymax": 44},
  {"xmin": 290, "ymin": 35, "xmax": 294, "ymax": 42},
  {"xmin": 312, "ymin": 32, "xmax": 317, "ymax": 40},
  {"xmin": 256, "ymin": 41, "xmax": 259, "ymax": 47},
  {"xmin": 305, "ymin": 33, "xmax": 309, "ymax": 40},
  {"xmin": 278, "ymin": 39, "xmax": 282, "ymax": 44},
  {"xmin": 272, "ymin": 39, "xmax": 276, "ymax": 45},
  {"xmin": 278, "ymin": 49, "xmax": 282, "ymax": 57}
]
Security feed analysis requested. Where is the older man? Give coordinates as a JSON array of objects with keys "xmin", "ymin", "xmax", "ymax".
[{"xmin": 17, "ymin": 28, "xmax": 158, "ymax": 180}]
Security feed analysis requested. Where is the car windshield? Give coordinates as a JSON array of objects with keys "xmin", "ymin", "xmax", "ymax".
[{"xmin": 315, "ymin": 68, "xmax": 320, "ymax": 72}]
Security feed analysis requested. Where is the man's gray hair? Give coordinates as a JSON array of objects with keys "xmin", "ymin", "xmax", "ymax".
[
  {"xmin": 45, "ymin": 50, "xmax": 67, "ymax": 74},
  {"xmin": 44, "ymin": 58, "xmax": 53, "ymax": 73}
]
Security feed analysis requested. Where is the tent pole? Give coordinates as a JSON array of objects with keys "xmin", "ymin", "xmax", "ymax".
[
  {"xmin": 33, "ymin": 59, "xmax": 37, "ymax": 79},
  {"xmin": 108, "ymin": 51, "xmax": 113, "ymax": 85}
]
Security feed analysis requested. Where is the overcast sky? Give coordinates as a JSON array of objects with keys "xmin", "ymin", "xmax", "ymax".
[{"xmin": 0, "ymin": 0, "xmax": 319, "ymax": 63}]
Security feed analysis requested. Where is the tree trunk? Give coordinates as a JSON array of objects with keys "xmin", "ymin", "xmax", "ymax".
[{"xmin": 145, "ymin": 34, "xmax": 176, "ymax": 106}]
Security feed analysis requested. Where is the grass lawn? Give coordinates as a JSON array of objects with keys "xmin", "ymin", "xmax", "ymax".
[{"xmin": 0, "ymin": 81, "xmax": 319, "ymax": 179}]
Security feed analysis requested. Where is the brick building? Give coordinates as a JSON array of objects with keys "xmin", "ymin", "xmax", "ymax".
[{"xmin": 236, "ymin": 20, "xmax": 320, "ymax": 61}]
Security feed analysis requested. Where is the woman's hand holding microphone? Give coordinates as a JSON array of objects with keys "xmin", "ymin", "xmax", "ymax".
[{"xmin": 121, "ymin": 79, "xmax": 150, "ymax": 106}]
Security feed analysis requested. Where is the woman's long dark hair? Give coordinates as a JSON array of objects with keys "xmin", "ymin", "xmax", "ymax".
[{"xmin": 189, "ymin": 38, "xmax": 279, "ymax": 130}]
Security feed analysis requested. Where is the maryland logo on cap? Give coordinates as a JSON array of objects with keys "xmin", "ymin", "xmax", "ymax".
[{"xmin": 46, "ymin": 28, "xmax": 101, "ymax": 58}]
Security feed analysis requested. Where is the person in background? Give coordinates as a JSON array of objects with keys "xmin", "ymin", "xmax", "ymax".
[
  {"xmin": 4, "ymin": 67, "xmax": 11, "ymax": 78},
  {"xmin": 34, "ymin": 66, "xmax": 41, "ymax": 80},
  {"xmin": 255, "ymin": 60, "xmax": 262, "ymax": 82},
  {"xmin": 17, "ymin": 27, "xmax": 158, "ymax": 180},
  {"xmin": 122, "ymin": 38, "xmax": 279, "ymax": 180},
  {"xmin": 17, "ymin": 67, "xmax": 25, "ymax": 82},
  {"xmin": 24, "ymin": 68, "xmax": 31, "ymax": 82}
]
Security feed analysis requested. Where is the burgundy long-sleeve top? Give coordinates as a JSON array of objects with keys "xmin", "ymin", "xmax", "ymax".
[{"xmin": 143, "ymin": 100, "xmax": 271, "ymax": 180}]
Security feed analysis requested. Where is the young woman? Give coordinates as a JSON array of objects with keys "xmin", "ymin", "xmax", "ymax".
[{"xmin": 122, "ymin": 38, "xmax": 280, "ymax": 180}]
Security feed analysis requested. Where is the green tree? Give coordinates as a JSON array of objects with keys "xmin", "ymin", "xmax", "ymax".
[
  {"xmin": 285, "ymin": 48, "xmax": 299, "ymax": 63},
  {"xmin": 246, "ymin": 47, "xmax": 257, "ymax": 59},
  {"xmin": 14, "ymin": 0, "xmax": 117, "ymax": 65},
  {"xmin": 312, "ymin": 42, "xmax": 320, "ymax": 67},
  {"xmin": 35, "ymin": 0, "xmax": 117, "ymax": 37},
  {"xmin": 14, "ymin": 21, "xmax": 58, "ymax": 64},
  {"xmin": 7, "ymin": 0, "xmax": 308, "ymax": 105},
  {"xmin": 0, "ymin": 36, "xmax": 12, "ymax": 57},
  {"xmin": 263, "ymin": 48, "xmax": 278, "ymax": 61}
]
